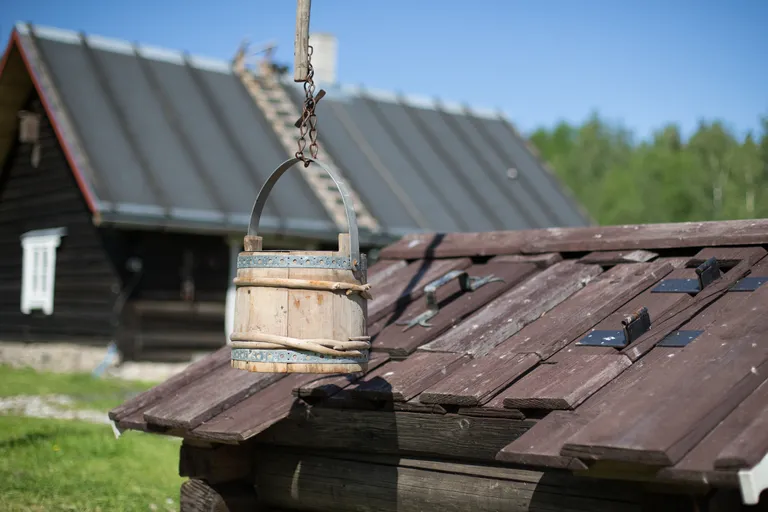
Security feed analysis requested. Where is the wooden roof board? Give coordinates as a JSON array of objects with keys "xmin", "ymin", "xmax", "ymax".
[
  {"xmin": 420, "ymin": 353, "xmax": 540, "ymax": 407},
  {"xmin": 418, "ymin": 260, "xmax": 675, "ymax": 407},
  {"xmin": 366, "ymin": 259, "xmax": 408, "ymax": 288},
  {"xmin": 499, "ymin": 354, "xmax": 632, "ymax": 411},
  {"xmin": 192, "ymin": 373, "xmax": 315, "ymax": 443},
  {"xmin": 489, "ymin": 259, "xmax": 675, "ymax": 359},
  {"xmin": 714, "ymin": 404, "xmax": 768, "ymax": 471},
  {"xmin": 560, "ymin": 280, "xmax": 768, "ymax": 467},
  {"xmin": 142, "ymin": 364, "xmax": 283, "ymax": 430},
  {"xmin": 497, "ymin": 257, "xmax": 768, "ymax": 472},
  {"xmin": 347, "ymin": 351, "xmax": 469, "ymax": 402},
  {"xmin": 659, "ymin": 380, "xmax": 768, "ymax": 483},
  {"xmin": 370, "ymin": 259, "xmax": 539, "ymax": 357},
  {"xmin": 577, "ymin": 250, "xmax": 659, "ymax": 265},
  {"xmin": 293, "ymin": 352, "xmax": 391, "ymax": 399},
  {"xmin": 419, "ymin": 260, "xmax": 603, "ymax": 357},
  {"xmin": 378, "ymin": 219, "xmax": 768, "ymax": 260},
  {"xmin": 367, "ymin": 257, "xmax": 472, "ymax": 324},
  {"xmin": 109, "ymin": 345, "xmax": 230, "ymax": 422},
  {"xmin": 496, "ymin": 349, "xmax": 675, "ymax": 469},
  {"xmin": 620, "ymin": 247, "xmax": 767, "ymax": 361},
  {"xmin": 540, "ymin": 265, "xmax": 699, "ymax": 364}
]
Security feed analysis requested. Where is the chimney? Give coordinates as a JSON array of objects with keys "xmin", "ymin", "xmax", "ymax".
[{"xmin": 308, "ymin": 32, "xmax": 337, "ymax": 86}]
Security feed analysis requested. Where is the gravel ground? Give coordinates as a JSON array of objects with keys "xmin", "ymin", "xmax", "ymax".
[
  {"xmin": 0, "ymin": 395, "xmax": 111, "ymax": 425},
  {"xmin": 0, "ymin": 341, "xmax": 196, "ymax": 382}
]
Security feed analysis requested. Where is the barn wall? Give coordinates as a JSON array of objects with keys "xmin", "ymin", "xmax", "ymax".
[
  {"xmin": 0, "ymin": 93, "xmax": 120, "ymax": 344},
  {"xmin": 119, "ymin": 230, "xmax": 230, "ymax": 302},
  {"xmin": 116, "ymin": 230, "xmax": 230, "ymax": 362}
]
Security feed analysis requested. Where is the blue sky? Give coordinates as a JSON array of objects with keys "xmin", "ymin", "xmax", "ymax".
[{"xmin": 2, "ymin": 0, "xmax": 766, "ymax": 141}]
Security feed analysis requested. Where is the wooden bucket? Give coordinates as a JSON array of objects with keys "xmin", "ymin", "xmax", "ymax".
[{"xmin": 230, "ymin": 157, "xmax": 370, "ymax": 374}]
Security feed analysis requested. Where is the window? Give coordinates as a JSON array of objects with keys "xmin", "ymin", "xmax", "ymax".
[
  {"xmin": 20, "ymin": 228, "xmax": 66, "ymax": 315},
  {"xmin": 18, "ymin": 111, "xmax": 42, "ymax": 168}
]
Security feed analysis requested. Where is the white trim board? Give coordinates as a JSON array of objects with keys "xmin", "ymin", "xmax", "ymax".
[{"xmin": 20, "ymin": 227, "xmax": 67, "ymax": 315}]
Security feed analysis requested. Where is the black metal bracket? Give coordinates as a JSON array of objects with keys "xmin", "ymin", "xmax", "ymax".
[
  {"xmin": 651, "ymin": 257, "xmax": 722, "ymax": 294},
  {"xmin": 576, "ymin": 307, "xmax": 651, "ymax": 348},
  {"xmin": 395, "ymin": 270, "xmax": 504, "ymax": 331},
  {"xmin": 657, "ymin": 330, "xmax": 704, "ymax": 348},
  {"xmin": 730, "ymin": 276, "xmax": 768, "ymax": 292}
]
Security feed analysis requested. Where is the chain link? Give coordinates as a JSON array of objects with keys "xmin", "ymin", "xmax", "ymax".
[{"xmin": 295, "ymin": 45, "xmax": 319, "ymax": 168}]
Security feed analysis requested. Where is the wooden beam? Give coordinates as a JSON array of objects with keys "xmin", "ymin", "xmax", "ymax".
[
  {"xmin": 377, "ymin": 219, "xmax": 768, "ymax": 260},
  {"xmin": 252, "ymin": 449, "xmax": 700, "ymax": 512},
  {"xmin": 179, "ymin": 442, "xmax": 253, "ymax": 484},
  {"xmin": 180, "ymin": 479, "xmax": 260, "ymax": 512},
  {"xmin": 256, "ymin": 406, "xmax": 535, "ymax": 461},
  {"xmin": 294, "ymin": 0, "xmax": 311, "ymax": 82}
]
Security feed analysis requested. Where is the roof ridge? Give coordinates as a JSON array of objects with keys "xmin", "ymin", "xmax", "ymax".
[
  {"xmin": 14, "ymin": 22, "xmax": 231, "ymax": 74},
  {"xmin": 14, "ymin": 22, "xmax": 506, "ymax": 120}
]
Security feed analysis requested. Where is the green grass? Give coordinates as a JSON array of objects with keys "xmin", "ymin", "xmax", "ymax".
[
  {"xmin": 0, "ymin": 364, "xmax": 157, "ymax": 412},
  {"xmin": 0, "ymin": 365, "xmax": 183, "ymax": 511},
  {"xmin": 0, "ymin": 416, "xmax": 183, "ymax": 512}
]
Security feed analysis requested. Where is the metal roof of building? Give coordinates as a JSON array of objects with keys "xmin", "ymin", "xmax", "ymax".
[{"xmin": 8, "ymin": 23, "xmax": 591, "ymax": 244}]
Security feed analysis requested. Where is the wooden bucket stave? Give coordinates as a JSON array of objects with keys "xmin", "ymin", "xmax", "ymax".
[{"xmin": 230, "ymin": 157, "xmax": 369, "ymax": 374}]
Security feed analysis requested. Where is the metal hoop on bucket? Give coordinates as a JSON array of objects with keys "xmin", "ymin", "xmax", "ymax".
[{"xmin": 247, "ymin": 157, "xmax": 361, "ymax": 272}]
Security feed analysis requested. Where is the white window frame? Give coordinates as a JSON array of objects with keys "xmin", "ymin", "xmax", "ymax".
[{"xmin": 20, "ymin": 227, "xmax": 66, "ymax": 315}]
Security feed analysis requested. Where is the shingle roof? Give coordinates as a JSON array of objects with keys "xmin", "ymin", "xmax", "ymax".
[
  {"xmin": 110, "ymin": 218, "xmax": 768, "ymax": 505},
  {"xmin": 8, "ymin": 22, "xmax": 591, "ymax": 244}
]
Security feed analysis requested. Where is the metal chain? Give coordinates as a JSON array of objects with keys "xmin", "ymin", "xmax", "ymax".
[{"xmin": 295, "ymin": 45, "xmax": 319, "ymax": 168}]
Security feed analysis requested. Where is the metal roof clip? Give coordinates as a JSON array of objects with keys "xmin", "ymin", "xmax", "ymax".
[
  {"xmin": 657, "ymin": 330, "xmax": 704, "ymax": 348},
  {"xmin": 395, "ymin": 269, "xmax": 504, "ymax": 331},
  {"xmin": 651, "ymin": 256, "xmax": 722, "ymax": 294},
  {"xmin": 576, "ymin": 306, "xmax": 651, "ymax": 348},
  {"xmin": 729, "ymin": 276, "xmax": 768, "ymax": 292}
]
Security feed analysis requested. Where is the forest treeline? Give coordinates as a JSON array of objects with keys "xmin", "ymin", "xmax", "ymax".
[{"xmin": 529, "ymin": 114, "xmax": 768, "ymax": 225}]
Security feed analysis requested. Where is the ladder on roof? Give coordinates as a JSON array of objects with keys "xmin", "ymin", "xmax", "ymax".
[{"xmin": 233, "ymin": 52, "xmax": 380, "ymax": 234}]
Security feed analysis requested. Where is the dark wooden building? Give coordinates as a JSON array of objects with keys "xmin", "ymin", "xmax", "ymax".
[
  {"xmin": 111, "ymin": 219, "xmax": 768, "ymax": 511},
  {"xmin": 0, "ymin": 22, "xmax": 590, "ymax": 362}
]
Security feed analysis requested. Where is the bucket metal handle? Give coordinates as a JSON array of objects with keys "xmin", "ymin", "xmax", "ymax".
[{"xmin": 247, "ymin": 157, "xmax": 361, "ymax": 271}]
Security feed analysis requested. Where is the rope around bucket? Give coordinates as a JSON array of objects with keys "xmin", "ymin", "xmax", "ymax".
[
  {"xmin": 229, "ymin": 333, "xmax": 371, "ymax": 357},
  {"xmin": 232, "ymin": 276, "xmax": 372, "ymax": 300},
  {"xmin": 229, "ymin": 276, "xmax": 373, "ymax": 357}
]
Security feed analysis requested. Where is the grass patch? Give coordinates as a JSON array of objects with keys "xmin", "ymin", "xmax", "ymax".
[
  {"xmin": 0, "ymin": 364, "xmax": 157, "ymax": 412},
  {"xmin": 0, "ymin": 416, "xmax": 182, "ymax": 512}
]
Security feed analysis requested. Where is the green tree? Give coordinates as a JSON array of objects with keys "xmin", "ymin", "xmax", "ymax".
[{"xmin": 529, "ymin": 113, "xmax": 768, "ymax": 225}]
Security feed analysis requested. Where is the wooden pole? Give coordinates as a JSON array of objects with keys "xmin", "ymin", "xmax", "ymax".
[{"xmin": 294, "ymin": 0, "xmax": 311, "ymax": 82}]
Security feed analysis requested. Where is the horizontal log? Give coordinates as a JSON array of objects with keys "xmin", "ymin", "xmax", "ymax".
[
  {"xmin": 253, "ymin": 449, "xmax": 699, "ymax": 512},
  {"xmin": 180, "ymin": 479, "xmax": 260, "ymax": 512},
  {"xmin": 179, "ymin": 442, "xmax": 253, "ymax": 484},
  {"xmin": 256, "ymin": 407, "xmax": 535, "ymax": 461}
]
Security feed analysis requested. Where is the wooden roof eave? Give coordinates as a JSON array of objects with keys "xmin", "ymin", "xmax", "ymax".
[
  {"xmin": 0, "ymin": 37, "xmax": 34, "ymax": 177},
  {"xmin": 3, "ymin": 26, "xmax": 102, "ymax": 220}
]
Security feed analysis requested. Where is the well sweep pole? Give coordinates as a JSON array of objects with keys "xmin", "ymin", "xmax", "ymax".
[{"xmin": 294, "ymin": 0, "xmax": 311, "ymax": 82}]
